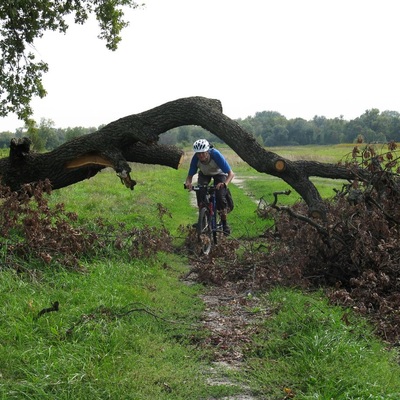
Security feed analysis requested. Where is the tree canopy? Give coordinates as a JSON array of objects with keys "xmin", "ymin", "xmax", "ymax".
[{"xmin": 0, "ymin": 0, "xmax": 141, "ymax": 122}]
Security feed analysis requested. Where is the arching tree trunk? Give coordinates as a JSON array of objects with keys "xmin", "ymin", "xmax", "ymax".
[{"xmin": 0, "ymin": 96, "xmax": 364, "ymax": 217}]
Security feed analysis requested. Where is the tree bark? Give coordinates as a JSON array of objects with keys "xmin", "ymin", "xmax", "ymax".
[
  {"xmin": 1, "ymin": 138, "xmax": 184, "ymax": 190},
  {"xmin": 0, "ymin": 96, "xmax": 363, "ymax": 217}
]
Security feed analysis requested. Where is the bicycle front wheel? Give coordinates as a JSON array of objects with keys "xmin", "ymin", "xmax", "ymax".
[{"xmin": 198, "ymin": 207, "xmax": 212, "ymax": 255}]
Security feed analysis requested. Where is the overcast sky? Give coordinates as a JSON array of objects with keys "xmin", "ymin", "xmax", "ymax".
[{"xmin": 1, "ymin": 0, "xmax": 400, "ymax": 131}]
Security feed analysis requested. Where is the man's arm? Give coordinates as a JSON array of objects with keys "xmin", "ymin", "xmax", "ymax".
[
  {"xmin": 211, "ymin": 149, "xmax": 234, "ymax": 189},
  {"xmin": 185, "ymin": 175, "xmax": 193, "ymax": 190},
  {"xmin": 185, "ymin": 155, "xmax": 199, "ymax": 190},
  {"xmin": 211, "ymin": 149, "xmax": 232, "ymax": 175},
  {"xmin": 225, "ymin": 169, "xmax": 235, "ymax": 186},
  {"xmin": 216, "ymin": 169, "xmax": 234, "ymax": 190}
]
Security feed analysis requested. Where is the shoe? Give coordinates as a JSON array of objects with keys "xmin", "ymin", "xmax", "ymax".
[{"xmin": 223, "ymin": 224, "xmax": 231, "ymax": 235}]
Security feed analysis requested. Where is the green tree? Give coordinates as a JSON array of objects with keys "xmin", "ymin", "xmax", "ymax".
[
  {"xmin": 313, "ymin": 115, "xmax": 346, "ymax": 144},
  {"xmin": 264, "ymin": 125, "xmax": 289, "ymax": 146},
  {"xmin": 343, "ymin": 118, "xmax": 365, "ymax": 143},
  {"xmin": 37, "ymin": 118, "xmax": 57, "ymax": 150},
  {"xmin": 0, "ymin": 0, "xmax": 142, "ymax": 122},
  {"xmin": 382, "ymin": 110, "xmax": 400, "ymax": 141},
  {"xmin": 240, "ymin": 111, "xmax": 287, "ymax": 146},
  {"xmin": 344, "ymin": 109, "xmax": 395, "ymax": 143},
  {"xmin": 176, "ymin": 126, "xmax": 190, "ymax": 145},
  {"xmin": 236, "ymin": 118, "xmax": 256, "ymax": 138},
  {"xmin": 0, "ymin": 130, "xmax": 14, "ymax": 148},
  {"xmin": 26, "ymin": 119, "xmax": 45, "ymax": 151},
  {"xmin": 65, "ymin": 126, "xmax": 95, "ymax": 143},
  {"xmin": 287, "ymin": 118, "xmax": 315, "ymax": 145}
]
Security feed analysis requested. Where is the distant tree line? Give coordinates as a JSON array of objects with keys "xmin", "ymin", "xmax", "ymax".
[
  {"xmin": 232, "ymin": 108, "xmax": 400, "ymax": 147},
  {"xmin": 0, "ymin": 119, "xmax": 99, "ymax": 150},
  {"xmin": 161, "ymin": 108, "xmax": 400, "ymax": 147},
  {"xmin": 1, "ymin": 108, "xmax": 400, "ymax": 151}
]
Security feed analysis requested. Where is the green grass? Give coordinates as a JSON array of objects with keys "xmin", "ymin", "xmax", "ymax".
[
  {"xmin": 49, "ymin": 165, "xmax": 191, "ymax": 231},
  {"xmin": 49, "ymin": 164, "xmax": 267, "ymax": 241},
  {"xmin": 242, "ymin": 288, "xmax": 400, "ymax": 399},
  {"xmin": 265, "ymin": 143, "xmax": 356, "ymax": 163},
  {"xmin": 0, "ymin": 164, "xmax": 246, "ymax": 399},
  {"xmin": 233, "ymin": 174, "xmax": 347, "ymax": 206},
  {"xmin": 0, "ymin": 255, "xmax": 239, "ymax": 399},
  {"xmin": 2, "ymin": 145, "xmax": 400, "ymax": 399}
]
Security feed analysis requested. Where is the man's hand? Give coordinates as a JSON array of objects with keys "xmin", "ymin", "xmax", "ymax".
[{"xmin": 184, "ymin": 181, "xmax": 193, "ymax": 191}]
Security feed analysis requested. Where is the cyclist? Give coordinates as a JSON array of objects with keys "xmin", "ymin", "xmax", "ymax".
[{"xmin": 185, "ymin": 139, "xmax": 235, "ymax": 235}]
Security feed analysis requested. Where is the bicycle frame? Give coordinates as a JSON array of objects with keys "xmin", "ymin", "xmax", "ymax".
[{"xmin": 185, "ymin": 184, "xmax": 221, "ymax": 255}]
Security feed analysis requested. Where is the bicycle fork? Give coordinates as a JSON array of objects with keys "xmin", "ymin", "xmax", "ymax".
[{"xmin": 209, "ymin": 197, "xmax": 218, "ymax": 245}]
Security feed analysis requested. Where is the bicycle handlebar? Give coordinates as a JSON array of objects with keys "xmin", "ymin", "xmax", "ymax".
[{"xmin": 184, "ymin": 184, "xmax": 216, "ymax": 192}]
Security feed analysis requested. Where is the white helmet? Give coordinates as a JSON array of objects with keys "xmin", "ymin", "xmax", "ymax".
[{"xmin": 193, "ymin": 139, "xmax": 210, "ymax": 153}]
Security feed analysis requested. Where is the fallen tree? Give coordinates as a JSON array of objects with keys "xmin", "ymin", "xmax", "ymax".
[{"xmin": 0, "ymin": 96, "xmax": 370, "ymax": 217}]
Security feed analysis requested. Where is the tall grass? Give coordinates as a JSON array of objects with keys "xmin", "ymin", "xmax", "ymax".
[
  {"xmin": 0, "ymin": 255, "xmax": 241, "ymax": 399},
  {"xmin": 243, "ymin": 288, "xmax": 400, "ymax": 399}
]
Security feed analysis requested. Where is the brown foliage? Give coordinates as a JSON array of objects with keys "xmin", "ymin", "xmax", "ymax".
[
  {"xmin": 0, "ymin": 180, "xmax": 95, "ymax": 270},
  {"xmin": 0, "ymin": 181, "xmax": 173, "ymax": 272}
]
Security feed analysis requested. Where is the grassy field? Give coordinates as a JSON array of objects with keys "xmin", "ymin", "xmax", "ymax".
[{"xmin": 1, "ymin": 144, "xmax": 400, "ymax": 399}]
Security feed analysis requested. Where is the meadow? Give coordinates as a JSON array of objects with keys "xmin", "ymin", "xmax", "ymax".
[{"xmin": 1, "ymin": 144, "xmax": 400, "ymax": 399}]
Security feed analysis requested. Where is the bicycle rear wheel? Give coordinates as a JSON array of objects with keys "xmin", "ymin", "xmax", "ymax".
[{"xmin": 198, "ymin": 207, "xmax": 212, "ymax": 255}]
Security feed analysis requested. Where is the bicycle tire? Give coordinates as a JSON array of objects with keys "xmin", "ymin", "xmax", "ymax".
[
  {"xmin": 213, "ymin": 228, "xmax": 218, "ymax": 245},
  {"xmin": 214, "ymin": 217, "xmax": 224, "ymax": 245},
  {"xmin": 198, "ymin": 207, "xmax": 212, "ymax": 255}
]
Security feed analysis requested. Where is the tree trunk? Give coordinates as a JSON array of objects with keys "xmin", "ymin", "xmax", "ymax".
[{"xmin": 0, "ymin": 96, "xmax": 363, "ymax": 217}]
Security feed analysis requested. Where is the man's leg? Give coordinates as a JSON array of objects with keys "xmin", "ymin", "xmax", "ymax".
[
  {"xmin": 196, "ymin": 173, "xmax": 211, "ymax": 208},
  {"xmin": 192, "ymin": 173, "xmax": 211, "ymax": 228},
  {"xmin": 214, "ymin": 175, "xmax": 230, "ymax": 235}
]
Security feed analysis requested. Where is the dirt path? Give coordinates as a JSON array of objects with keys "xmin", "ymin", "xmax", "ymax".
[
  {"xmin": 183, "ymin": 179, "xmax": 271, "ymax": 398},
  {"xmin": 184, "ymin": 272, "xmax": 271, "ymax": 400}
]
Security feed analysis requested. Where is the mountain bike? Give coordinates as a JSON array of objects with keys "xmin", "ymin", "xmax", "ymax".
[{"xmin": 185, "ymin": 184, "xmax": 223, "ymax": 255}]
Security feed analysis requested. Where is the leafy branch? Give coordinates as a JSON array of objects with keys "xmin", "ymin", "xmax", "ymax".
[{"xmin": 0, "ymin": 0, "xmax": 142, "ymax": 122}]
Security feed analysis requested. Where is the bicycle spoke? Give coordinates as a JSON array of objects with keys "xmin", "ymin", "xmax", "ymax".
[{"xmin": 198, "ymin": 207, "xmax": 212, "ymax": 255}]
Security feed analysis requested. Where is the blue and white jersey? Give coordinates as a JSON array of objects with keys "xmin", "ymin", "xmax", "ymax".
[{"xmin": 188, "ymin": 148, "xmax": 231, "ymax": 177}]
